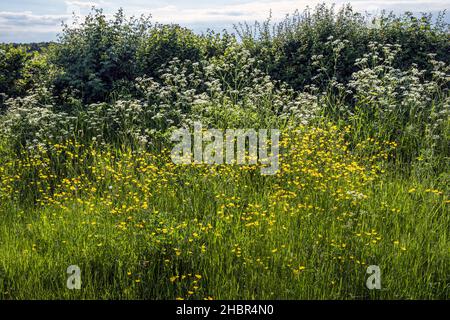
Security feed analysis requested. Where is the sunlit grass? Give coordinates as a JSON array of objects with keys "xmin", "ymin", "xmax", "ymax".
[{"xmin": 0, "ymin": 124, "xmax": 447, "ymax": 299}]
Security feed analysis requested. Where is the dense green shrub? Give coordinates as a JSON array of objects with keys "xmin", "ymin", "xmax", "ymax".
[
  {"xmin": 136, "ymin": 24, "xmax": 205, "ymax": 78},
  {"xmin": 372, "ymin": 11, "xmax": 450, "ymax": 72},
  {"xmin": 236, "ymin": 4, "xmax": 449, "ymax": 91},
  {"xmin": 51, "ymin": 9, "xmax": 152, "ymax": 104},
  {"xmin": 0, "ymin": 45, "xmax": 29, "ymax": 109},
  {"xmin": 51, "ymin": 9, "xmax": 222, "ymax": 105}
]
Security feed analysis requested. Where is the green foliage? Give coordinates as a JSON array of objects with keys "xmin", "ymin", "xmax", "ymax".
[
  {"xmin": 51, "ymin": 9, "xmax": 152, "ymax": 104},
  {"xmin": 136, "ymin": 24, "xmax": 205, "ymax": 78},
  {"xmin": 236, "ymin": 4, "xmax": 449, "ymax": 91},
  {"xmin": 0, "ymin": 4, "xmax": 449, "ymax": 300},
  {"xmin": 51, "ymin": 9, "xmax": 222, "ymax": 105},
  {"xmin": 0, "ymin": 45, "xmax": 29, "ymax": 108},
  {"xmin": 372, "ymin": 11, "xmax": 450, "ymax": 72},
  {"xmin": 347, "ymin": 43, "xmax": 449, "ymax": 168}
]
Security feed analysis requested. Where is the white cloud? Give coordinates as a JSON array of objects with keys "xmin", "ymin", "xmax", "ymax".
[
  {"xmin": 65, "ymin": 1, "xmax": 100, "ymax": 8},
  {"xmin": 1, "ymin": 0, "xmax": 449, "ymax": 42},
  {"xmin": 138, "ymin": 1, "xmax": 317, "ymax": 23},
  {"xmin": 125, "ymin": 0, "xmax": 449, "ymax": 25},
  {"xmin": 0, "ymin": 11, "xmax": 69, "ymax": 32}
]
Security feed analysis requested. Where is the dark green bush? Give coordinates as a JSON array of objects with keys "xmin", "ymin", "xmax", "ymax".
[
  {"xmin": 51, "ymin": 9, "xmax": 217, "ymax": 105},
  {"xmin": 51, "ymin": 9, "xmax": 152, "ymax": 104},
  {"xmin": 136, "ymin": 24, "xmax": 205, "ymax": 78},
  {"xmin": 0, "ymin": 45, "xmax": 29, "ymax": 108},
  {"xmin": 236, "ymin": 4, "xmax": 449, "ymax": 91}
]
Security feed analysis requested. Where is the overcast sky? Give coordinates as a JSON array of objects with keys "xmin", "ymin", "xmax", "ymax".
[{"xmin": 0, "ymin": 0, "xmax": 449, "ymax": 43}]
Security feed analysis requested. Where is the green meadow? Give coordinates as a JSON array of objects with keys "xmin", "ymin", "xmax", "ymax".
[{"xmin": 0, "ymin": 4, "xmax": 448, "ymax": 299}]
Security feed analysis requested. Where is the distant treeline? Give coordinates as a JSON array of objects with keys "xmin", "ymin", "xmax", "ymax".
[{"xmin": 1, "ymin": 42, "xmax": 55, "ymax": 52}]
